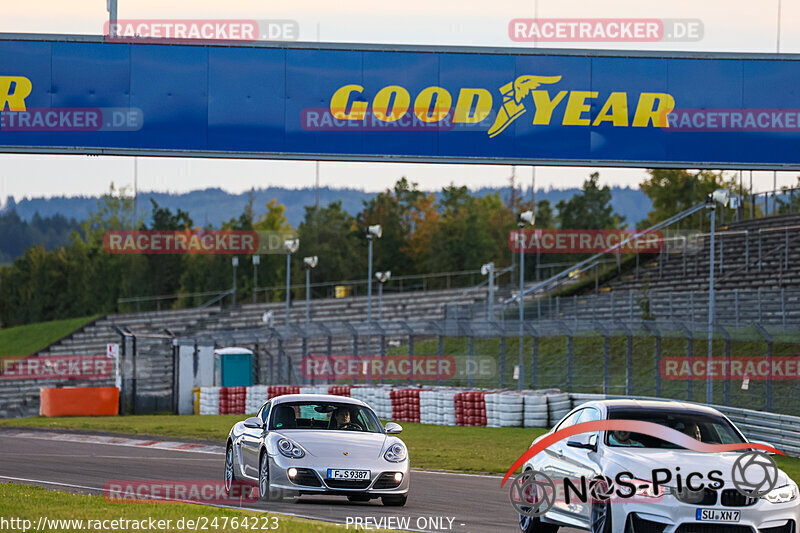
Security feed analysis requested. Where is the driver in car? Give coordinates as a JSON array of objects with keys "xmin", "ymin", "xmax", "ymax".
[
  {"xmin": 331, "ymin": 407, "xmax": 356, "ymax": 430},
  {"xmin": 608, "ymin": 430, "xmax": 644, "ymax": 447}
]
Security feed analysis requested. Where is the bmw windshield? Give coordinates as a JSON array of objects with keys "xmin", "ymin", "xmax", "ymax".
[{"xmin": 605, "ymin": 408, "xmax": 745, "ymax": 448}]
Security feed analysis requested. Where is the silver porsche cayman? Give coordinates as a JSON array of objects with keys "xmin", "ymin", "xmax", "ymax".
[{"xmin": 224, "ymin": 393, "xmax": 410, "ymax": 506}]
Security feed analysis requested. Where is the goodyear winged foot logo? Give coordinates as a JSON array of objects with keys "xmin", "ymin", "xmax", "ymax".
[
  {"xmin": 487, "ymin": 75, "xmax": 562, "ymax": 137},
  {"xmin": 326, "ymin": 75, "xmax": 675, "ymax": 136}
]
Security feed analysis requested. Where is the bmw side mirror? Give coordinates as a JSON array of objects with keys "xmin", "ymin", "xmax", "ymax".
[
  {"xmin": 749, "ymin": 439, "xmax": 776, "ymax": 456},
  {"xmin": 244, "ymin": 417, "xmax": 263, "ymax": 429},
  {"xmin": 385, "ymin": 422, "xmax": 403, "ymax": 435},
  {"xmin": 567, "ymin": 433, "xmax": 597, "ymax": 452}
]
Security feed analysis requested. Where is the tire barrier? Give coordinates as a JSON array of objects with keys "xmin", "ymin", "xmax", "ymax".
[
  {"xmin": 420, "ymin": 389, "xmax": 457, "ymax": 426},
  {"xmin": 245, "ymin": 385, "xmax": 269, "ymax": 414},
  {"xmin": 199, "ymin": 387, "xmax": 220, "ymax": 415},
  {"xmin": 196, "ymin": 385, "xmax": 570, "ymax": 429},
  {"xmin": 349, "ymin": 386, "xmax": 393, "ymax": 419},
  {"xmin": 547, "ymin": 392, "xmax": 572, "ymax": 426},
  {"xmin": 523, "ymin": 394, "xmax": 548, "ymax": 428},
  {"xmin": 219, "ymin": 386, "xmax": 246, "ymax": 415},
  {"xmin": 267, "ymin": 385, "xmax": 300, "ymax": 399},
  {"xmin": 390, "ymin": 388, "xmax": 423, "ymax": 423},
  {"xmin": 486, "ymin": 392, "xmax": 524, "ymax": 428},
  {"xmin": 455, "ymin": 391, "xmax": 487, "ymax": 426},
  {"xmin": 299, "ymin": 386, "xmax": 329, "ymax": 395}
]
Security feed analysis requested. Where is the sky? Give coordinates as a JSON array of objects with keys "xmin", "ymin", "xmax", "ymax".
[{"xmin": 1, "ymin": 0, "xmax": 799, "ymax": 203}]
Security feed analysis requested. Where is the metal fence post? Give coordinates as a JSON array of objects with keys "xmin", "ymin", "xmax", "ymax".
[
  {"xmin": 468, "ymin": 335, "xmax": 474, "ymax": 388},
  {"xmin": 745, "ymin": 230, "xmax": 749, "ymax": 273},
  {"xmin": 754, "ymin": 324, "xmax": 773, "ymax": 411},
  {"xmin": 758, "ymin": 229, "xmax": 763, "ymax": 271},
  {"xmin": 437, "ymin": 335, "xmax": 444, "ymax": 386},
  {"xmin": 644, "ymin": 321, "xmax": 662, "ymax": 397},
  {"xmin": 499, "ymin": 336, "xmax": 506, "ymax": 389},
  {"xmin": 529, "ymin": 325, "xmax": 539, "ymax": 390},
  {"xmin": 675, "ymin": 321, "xmax": 693, "ymax": 402},
  {"xmin": 594, "ymin": 321, "xmax": 610, "ymax": 396},
  {"xmin": 723, "ymin": 328, "xmax": 731, "ymax": 407},
  {"xmin": 758, "ymin": 287, "xmax": 762, "ymax": 322},
  {"xmin": 610, "ymin": 292, "xmax": 615, "ymax": 322},
  {"xmin": 786, "ymin": 229, "xmax": 790, "ymax": 271},
  {"xmin": 734, "ymin": 289, "xmax": 739, "ymax": 329},
  {"xmin": 669, "ymin": 292, "xmax": 674, "ymax": 320},
  {"xmin": 629, "ymin": 290, "xmax": 633, "ymax": 322},
  {"xmin": 683, "ymin": 237, "xmax": 687, "ymax": 277},
  {"xmin": 408, "ymin": 334, "xmax": 414, "ymax": 386},
  {"xmin": 782, "ymin": 289, "xmax": 787, "ymax": 330}
]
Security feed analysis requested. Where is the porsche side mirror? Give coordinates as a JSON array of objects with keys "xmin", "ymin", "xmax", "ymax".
[
  {"xmin": 385, "ymin": 422, "xmax": 403, "ymax": 435},
  {"xmin": 244, "ymin": 417, "xmax": 263, "ymax": 429}
]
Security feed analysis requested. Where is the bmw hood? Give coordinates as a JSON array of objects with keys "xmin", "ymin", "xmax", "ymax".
[
  {"xmin": 276, "ymin": 430, "xmax": 391, "ymax": 459},
  {"xmin": 604, "ymin": 448, "xmax": 790, "ymax": 488}
]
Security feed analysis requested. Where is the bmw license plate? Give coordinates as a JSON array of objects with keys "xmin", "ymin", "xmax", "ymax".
[
  {"xmin": 327, "ymin": 469, "xmax": 370, "ymax": 480},
  {"xmin": 696, "ymin": 509, "xmax": 740, "ymax": 522}
]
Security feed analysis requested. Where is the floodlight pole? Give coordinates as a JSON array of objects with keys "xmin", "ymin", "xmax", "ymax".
[
  {"xmin": 252, "ymin": 255, "xmax": 260, "ymax": 304},
  {"xmin": 232, "ymin": 256, "xmax": 238, "ymax": 306},
  {"xmin": 107, "ymin": 0, "xmax": 118, "ymax": 35},
  {"xmin": 367, "ymin": 237, "xmax": 374, "ymax": 354},
  {"xmin": 707, "ymin": 203, "xmax": 716, "ymax": 404},
  {"xmin": 285, "ymin": 253, "xmax": 291, "ymax": 327},
  {"xmin": 306, "ymin": 268, "xmax": 311, "ymax": 327},
  {"xmin": 518, "ymin": 234, "xmax": 525, "ymax": 391}
]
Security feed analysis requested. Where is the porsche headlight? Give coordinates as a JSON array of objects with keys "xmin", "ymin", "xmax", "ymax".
[
  {"xmin": 763, "ymin": 483, "xmax": 798, "ymax": 504},
  {"xmin": 384, "ymin": 443, "xmax": 407, "ymax": 463},
  {"xmin": 277, "ymin": 438, "xmax": 305, "ymax": 459}
]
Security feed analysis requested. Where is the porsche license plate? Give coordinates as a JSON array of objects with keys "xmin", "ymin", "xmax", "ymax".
[
  {"xmin": 327, "ymin": 469, "xmax": 370, "ymax": 480},
  {"xmin": 696, "ymin": 509, "xmax": 740, "ymax": 522}
]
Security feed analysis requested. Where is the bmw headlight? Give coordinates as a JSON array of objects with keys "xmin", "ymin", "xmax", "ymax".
[
  {"xmin": 384, "ymin": 443, "xmax": 407, "ymax": 463},
  {"xmin": 763, "ymin": 482, "xmax": 798, "ymax": 504},
  {"xmin": 277, "ymin": 438, "xmax": 305, "ymax": 459}
]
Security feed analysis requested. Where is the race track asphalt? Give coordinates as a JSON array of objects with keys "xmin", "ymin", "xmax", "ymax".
[{"xmin": 0, "ymin": 429, "xmax": 582, "ymax": 533}]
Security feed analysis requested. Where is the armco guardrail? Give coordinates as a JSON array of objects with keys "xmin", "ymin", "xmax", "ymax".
[{"xmin": 571, "ymin": 393, "xmax": 800, "ymax": 457}]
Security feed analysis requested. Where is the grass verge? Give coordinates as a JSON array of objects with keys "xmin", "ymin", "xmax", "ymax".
[
  {"xmin": 1, "ymin": 482, "xmax": 379, "ymax": 532},
  {"xmin": 0, "ymin": 315, "xmax": 99, "ymax": 356}
]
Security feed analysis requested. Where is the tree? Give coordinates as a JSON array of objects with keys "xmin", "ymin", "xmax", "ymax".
[
  {"xmin": 357, "ymin": 178, "xmax": 423, "ymax": 276},
  {"xmin": 296, "ymin": 201, "xmax": 364, "ymax": 297},
  {"xmin": 556, "ymin": 173, "xmax": 625, "ymax": 230},
  {"xmin": 639, "ymin": 169, "xmax": 733, "ymax": 230},
  {"xmin": 428, "ymin": 184, "xmax": 495, "ymax": 275},
  {"xmin": 144, "ymin": 199, "xmax": 193, "ymax": 300}
]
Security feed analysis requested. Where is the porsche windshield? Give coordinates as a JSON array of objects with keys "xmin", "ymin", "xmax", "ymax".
[
  {"xmin": 605, "ymin": 408, "xmax": 744, "ymax": 448},
  {"xmin": 269, "ymin": 402, "xmax": 383, "ymax": 433}
]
